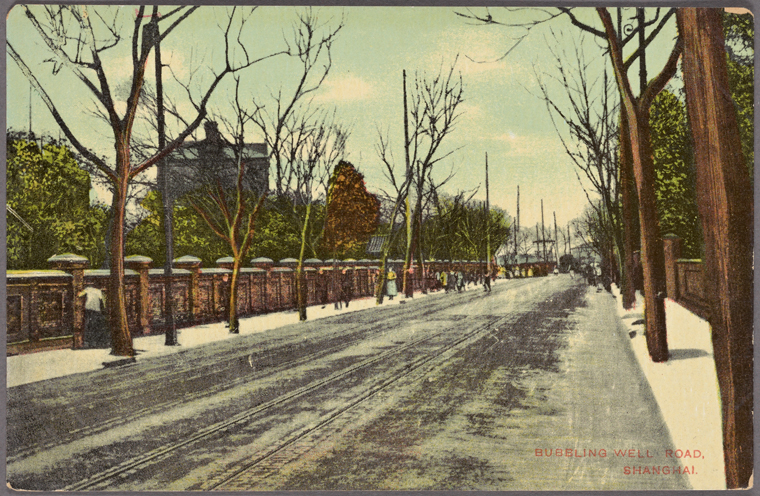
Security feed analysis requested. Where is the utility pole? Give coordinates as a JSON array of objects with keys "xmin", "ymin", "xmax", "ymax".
[
  {"xmin": 402, "ymin": 70, "xmax": 414, "ymax": 298},
  {"xmin": 485, "ymin": 152, "xmax": 490, "ymax": 274},
  {"xmin": 514, "ymin": 185, "xmax": 520, "ymax": 265},
  {"xmin": 554, "ymin": 211, "xmax": 559, "ymax": 265},
  {"xmin": 153, "ymin": 9, "xmax": 177, "ymax": 346},
  {"xmin": 28, "ymin": 84, "xmax": 32, "ymax": 136},
  {"xmin": 541, "ymin": 199, "xmax": 546, "ymax": 261}
]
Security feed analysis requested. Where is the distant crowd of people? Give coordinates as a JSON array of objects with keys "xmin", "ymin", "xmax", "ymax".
[
  {"xmin": 428, "ymin": 268, "xmax": 494, "ymax": 293},
  {"xmin": 380, "ymin": 267, "xmax": 497, "ymax": 298}
]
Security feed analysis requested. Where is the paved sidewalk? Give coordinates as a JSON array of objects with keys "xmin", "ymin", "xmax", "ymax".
[
  {"xmin": 7, "ymin": 285, "xmax": 447, "ymax": 388},
  {"xmin": 610, "ymin": 285, "xmax": 725, "ymax": 490},
  {"xmin": 6, "ymin": 278, "xmax": 726, "ymax": 489}
]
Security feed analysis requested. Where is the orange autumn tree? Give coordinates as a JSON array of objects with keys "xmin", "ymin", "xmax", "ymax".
[{"xmin": 322, "ymin": 161, "xmax": 381, "ymax": 258}]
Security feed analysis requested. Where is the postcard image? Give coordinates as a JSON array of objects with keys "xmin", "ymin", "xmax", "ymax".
[{"xmin": 5, "ymin": 4, "xmax": 754, "ymax": 491}]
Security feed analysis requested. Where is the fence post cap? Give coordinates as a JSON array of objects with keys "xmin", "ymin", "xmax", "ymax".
[
  {"xmin": 174, "ymin": 255, "xmax": 202, "ymax": 270},
  {"xmin": 47, "ymin": 253, "xmax": 88, "ymax": 263},
  {"xmin": 47, "ymin": 253, "xmax": 89, "ymax": 270},
  {"xmin": 278, "ymin": 258, "xmax": 299, "ymax": 267},
  {"xmin": 124, "ymin": 254, "xmax": 153, "ymax": 268},
  {"xmin": 174, "ymin": 255, "xmax": 202, "ymax": 263},
  {"xmin": 662, "ymin": 233, "xmax": 681, "ymax": 240}
]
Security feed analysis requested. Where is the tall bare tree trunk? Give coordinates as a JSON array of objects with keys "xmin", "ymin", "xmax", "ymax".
[
  {"xmin": 375, "ymin": 258, "xmax": 387, "ymax": 305},
  {"xmin": 619, "ymin": 106, "xmax": 639, "ymax": 309},
  {"xmin": 677, "ymin": 8, "xmax": 753, "ymax": 488},
  {"xmin": 297, "ymin": 203, "xmax": 311, "ymax": 321},
  {"xmin": 228, "ymin": 257, "xmax": 241, "ymax": 333},
  {"xmin": 109, "ymin": 152, "xmax": 133, "ymax": 356},
  {"xmin": 630, "ymin": 107, "xmax": 668, "ymax": 362},
  {"xmin": 597, "ymin": 8, "xmax": 680, "ymax": 363},
  {"xmin": 415, "ymin": 195, "xmax": 426, "ymax": 293}
]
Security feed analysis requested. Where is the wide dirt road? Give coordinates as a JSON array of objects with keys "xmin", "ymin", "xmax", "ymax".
[{"xmin": 7, "ymin": 276, "xmax": 689, "ymax": 491}]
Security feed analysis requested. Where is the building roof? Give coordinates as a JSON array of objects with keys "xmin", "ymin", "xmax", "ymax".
[{"xmin": 366, "ymin": 235, "xmax": 386, "ymax": 255}]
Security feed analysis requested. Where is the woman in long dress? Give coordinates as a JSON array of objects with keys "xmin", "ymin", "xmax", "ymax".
[{"xmin": 386, "ymin": 269, "xmax": 398, "ymax": 300}]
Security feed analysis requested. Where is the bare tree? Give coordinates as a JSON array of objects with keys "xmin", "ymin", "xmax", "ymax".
[
  {"xmin": 515, "ymin": 228, "xmax": 533, "ymax": 265},
  {"xmin": 284, "ymin": 110, "xmax": 350, "ymax": 321},
  {"xmin": 251, "ymin": 8, "xmax": 344, "ymax": 198},
  {"xmin": 373, "ymin": 133, "xmax": 413, "ymax": 303},
  {"xmin": 532, "ymin": 32, "xmax": 623, "ymax": 283},
  {"xmin": 181, "ymin": 77, "xmax": 267, "ymax": 334},
  {"xmin": 8, "ymin": 6, "xmax": 285, "ymax": 356},
  {"xmin": 457, "ymin": 6, "xmax": 680, "ymax": 362},
  {"xmin": 377, "ymin": 63, "xmax": 464, "ymax": 297},
  {"xmin": 596, "ymin": 7, "xmax": 682, "ymax": 363}
]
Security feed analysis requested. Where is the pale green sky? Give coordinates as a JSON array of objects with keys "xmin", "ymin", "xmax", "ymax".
[{"xmin": 6, "ymin": 6, "xmax": 680, "ymax": 230}]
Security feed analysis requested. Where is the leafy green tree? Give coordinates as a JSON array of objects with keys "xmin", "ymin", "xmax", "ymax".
[
  {"xmin": 649, "ymin": 90, "xmax": 702, "ymax": 258},
  {"xmin": 724, "ymin": 11, "xmax": 754, "ymax": 180},
  {"xmin": 127, "ymin": 193, "xmax": 313, "ymax": 267},
  {"xmin": 7, "ymin": 133, "xmax": 109, "ymax": 269},
  {"xmin": 126, "ymin": 190, "xmax": 229, "ymax": 267},
  {"xmin": 248, "ymin": 200, "xmax": 303, "ymax": 261}
]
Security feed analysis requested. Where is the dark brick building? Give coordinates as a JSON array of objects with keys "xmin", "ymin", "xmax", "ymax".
[{"xmin": 164, "ymin": 121, "xmax": 269, "ymax": 200}]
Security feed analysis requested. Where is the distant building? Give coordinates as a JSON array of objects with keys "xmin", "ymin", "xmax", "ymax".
[
  {"xmin": 163, "ymin": 121, "xmax": 268, "ymax": 200},
  {"xmin": 365, "ymin": 235, "xmax": 387, "ymax": 257}
]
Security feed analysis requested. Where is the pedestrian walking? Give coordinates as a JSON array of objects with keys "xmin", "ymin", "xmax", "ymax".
[
  {"xmin": 585, "ymin": 265, "xmax": 595, "ymax": 286},
  {"xmin": 386, "ymin": 269, "xmax": 398, "ymax": 300},
  {"xmin": 483, "ymin": 270, "xmax": 491, "ymax": 292},
  {"xmin": 78, "ymin": 286, "xmax": 110, "ymax": 348},
  {"xmin": 317, "ymin": 268, "xmax": 329, "ymax": 308},
  {"xmin": 595, "ymin": 264, "xmax": 603, "ymax": 292},
  {"xmin": 333, "ymin": 270, "xmax": 343, "ymax": 310},
  {"xmin": 440, "ymin": 270, "xmax": 448, "ymax": 293},
  {"xmin": 448, "ymin": 270, "xmax": 457, "ymax": 293},
  {"xmin": 457, "ymin": 270, "xmax": 465, "ymax": 292},
  {"xmin": 341, "ymin": 269, "xmax": 354, "ymax": 308}
]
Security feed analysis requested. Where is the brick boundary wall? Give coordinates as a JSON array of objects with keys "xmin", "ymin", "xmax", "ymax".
[
  {"xmin": 8, "ymin": 256, "xmax": 495, "ymax": 355},
  {"xmin": 662, "ymin": 234, "xmax": 708, "ymax": 319}
]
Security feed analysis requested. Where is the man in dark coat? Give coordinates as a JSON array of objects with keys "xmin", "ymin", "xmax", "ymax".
[
  {"xmin": 317, "ymin": 268, "xmax": 330, "ymax": 308},
  {"xmin": 341, "ymin": 269, "xmax": 354, "ymax": 308}
]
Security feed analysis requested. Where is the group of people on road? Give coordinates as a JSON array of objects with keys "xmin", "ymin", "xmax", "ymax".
[
  {"xmin": 317, "ymin": 268, "xmax": 355, "ymax": 310},
  {"xmin": 383, "ymin": 267, "xmax": 495, "ymax": 300},
  {"xmin": 432, "ymin": 269, "xmax": 493, "ymax": 294},
  {"xmin": 584, "ymin": 263, "xmax": 612, "ymax": 292}
]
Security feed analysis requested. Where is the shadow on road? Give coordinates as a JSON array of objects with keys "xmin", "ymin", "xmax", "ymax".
[{"xmin": 668, "ymin": 348, "xmax": 711, "ymax": 361}]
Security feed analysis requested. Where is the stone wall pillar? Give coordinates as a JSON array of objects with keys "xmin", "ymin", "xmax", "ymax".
[
  {"xmin": 125, "ymin": 255, "xmax": 153, "ymax": 335},
  {"xmin": 662, "ymin": 234, "xmax": 682, "ymax": 300},
  {"xmin": 216, "ymin": 256, "xmax": 235, "ymax": 271},
  {"xmin": 174, "ymin": 255, "xmax": 203, "ymax": 323},
  {"xmin": 48, "ymin": 254, "xmax": 89, "ymax": 349}
]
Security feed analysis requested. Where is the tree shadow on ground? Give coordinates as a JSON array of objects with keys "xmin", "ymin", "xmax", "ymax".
[{"xmin": 668, "ymin": 348, "xmax": 711, "ymax": 361}]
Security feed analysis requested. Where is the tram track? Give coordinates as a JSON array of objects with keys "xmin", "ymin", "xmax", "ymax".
[
  {"xmin": 10, "ymin": 287, "xmax": 507, "ymax": 462},
  {"xmin": 64, "ymin": 307, "xmax": 512, "ymax": 491},
  {"xmin": 205, "ymin": 313, "xmax": 512, "ymax": 491},
  {"xmin": 10, "ymin": 279, "xmax": 544, "ymax": 491}
]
